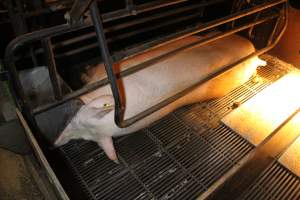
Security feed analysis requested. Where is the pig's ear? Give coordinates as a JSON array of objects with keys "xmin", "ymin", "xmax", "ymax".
[{"xmin": 86, "ymin": 95, "xmax": 115, "ymax": 119}]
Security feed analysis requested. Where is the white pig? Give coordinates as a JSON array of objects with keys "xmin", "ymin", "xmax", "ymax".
[{"xmin": 55, "ymin": 34, "xmax": 266, "ymax": 163}]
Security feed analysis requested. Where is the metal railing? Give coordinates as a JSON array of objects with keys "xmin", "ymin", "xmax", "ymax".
[{"xmin": 4, "ymin": 0, "xmax": 288, "ymax": 129}]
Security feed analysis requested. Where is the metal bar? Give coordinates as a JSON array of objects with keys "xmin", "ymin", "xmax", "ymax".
[
  {"xmin": 24, "ymin": 0, "xmax": 73, "ymax": 18},
  {"xmin": 106, "ymin": 11, "xmax": 204, "ymax": 43},
  {"xmin": 136, "ymin": 0, "xmax": 188, "ymax": 13},
  {"xmin": 4, "ymin": 0, "xmax": 287, "ymax": 117},
  {"xmin": 118, "ymin": 42, "xmax": 282, "ymax": 127},
  {"xmin": 5, "ymin": 0, "xmax": 285, "ymax": 62},
  {"xmin": 32, "ymin": 12, "xmax": 280, "ymax": 115},
  {"xmin": 42, "ymin": 38, "xmax": 63, "ymax": 100},
  {"xmin": 125, "ymin": 0, "xmax": 136, "ymax": 14},
  {"xmin": 90, "ymin": 1, "xmax": 125, "ymax": 127},
  {"xmin": 16, "ymin": 109, "xmax": 70, "ymax": 200},
  {"xmin": 56, "ymin": 0, "xmax": 287, "ymax": 61},
  {"xmin": 6, "ymin": 0, "xmax": 28, "ymax": 36},
  {"xmin": 107, "ymin": 7, "xmax": 287, "ymax": 127},
  {"xmin": 267, "ymin": 5, "xmax": 284, "ymax": 45},
  {"xmin": 112, "ymin": 0, "xmax": 287, "ymax": 61},
  {"xmin": 66, "ymin": 0, "xmax": 93, "ymax": 24},
  {"xmin": 52, "ymin": 0, "xmax": 226, "ymax": 50},
  {"xmin": 101, "ymin": 0, "xmax": 188, "ymax": 22}
]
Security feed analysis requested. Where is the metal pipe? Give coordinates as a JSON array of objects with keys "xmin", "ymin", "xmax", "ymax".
[
  {"xmin": 32, "ymin": 13, "xmax": 280, "ymax": 114},
  {"xmin": 4, "ymin": 0, "xmax": 287, "ymax": 123},
  {"xmin": 101, "ymin": 0, "xmax": 188, "ymax": 22},
  {"xmin": 52, "ymin": 0, "xmax": 226, "ymax": 50},
  {"xmin": 54, "ymin": 0, "xmax": 288, "ymax": 61},
  {"xmin": 42, "ymin": 38, "xmax": 63, "ymax": 100},
  {"xmin": 112, "ymin": 0, "xmax": 287, "ymax": 61},
  {"xmin": 113, "ymin": 13, "xmax": 288, "ymax": 127},
  {"xmin": 90, "ymin": 1, "xmax": 125, "ymax": 127},
  {"xmin": 106, "ymin": 11, "xmax": 204, "ymax": 43},
  {"xmin": 267, "ymin": 5, "xmax": 284, "ymax": 45},
  {"xmin": 5, "ymin": 0, "xmax": 285, "ymax": 63}
]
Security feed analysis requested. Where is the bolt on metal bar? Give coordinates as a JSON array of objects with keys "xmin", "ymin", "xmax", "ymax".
[{"xmin": 42, "ymin": 38, "xmax": 63, "ymax": 100}]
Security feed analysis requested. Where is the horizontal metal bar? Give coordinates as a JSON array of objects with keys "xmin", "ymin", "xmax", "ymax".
[
  {"xmin": 112, "ymin": 0, "xmax": 287, "ymax": 61},
  {"xmin": 115, "ymin": 15, "xmax": 287, "ymax": 128},
  {"xmin": 24, "ymin": 0, "xmax": 72, "ymax": 17},
  {"xmin": 106, "ymin": 11, "xmax": 204, "ymax": 43},
  {"xmin": 32, "ymin": 13, "xmax": 280, "ymax": 114},
  {"xmin": 101, "ymin": 0, "xmax": 189, "ymax": 22},
  {"xmin": 0, "ymin": 10, "xmax": 8, "ymax": 14},
  {"xmin": 5, "ymin": 0, "xmax": 285, "ymax": 63},
  {"xmin": 52, "ymin": 0, "xmax": 225, "ymax": 50},
  {"xmin": 4, "ymin": 0, "xmax": 287, "ymax": 117},
  {"xmin": 135, "ymin": 0, "xmax": 188, "ymax": 13},
  {"xmin": 55, "ymin": 0, "xmax": 286, "ymax": 61}
]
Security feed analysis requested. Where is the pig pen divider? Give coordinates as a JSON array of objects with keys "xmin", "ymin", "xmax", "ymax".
[{"xmin": 4, "ymin": 0, "xmax": 288, "ymax": 133}]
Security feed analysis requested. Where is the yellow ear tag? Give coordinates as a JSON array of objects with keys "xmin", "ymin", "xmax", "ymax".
[{"xmin": 103, "ymin": 103, "xmax": 110, "ymax": 108}]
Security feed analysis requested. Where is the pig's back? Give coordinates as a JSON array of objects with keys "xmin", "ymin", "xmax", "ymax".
[{"xmin": 82, "ymin": 34, "xmax": 254, "ymax": 119}]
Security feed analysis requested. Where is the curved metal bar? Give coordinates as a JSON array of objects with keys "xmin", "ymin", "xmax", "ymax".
[
  {"xmin": 4, "ymin": 0, "xmax": 288, "ymax": 128},
  {"xmin": 90, "ymin": 1, "xmax": 288, "ymax": 128},
  {"xmin": 31, "ymin": 12, "xmax": 282, "ymax": 115},
  {"xmin": 90, "ymin": 0, "xmax": 126, "ymax": 127}
]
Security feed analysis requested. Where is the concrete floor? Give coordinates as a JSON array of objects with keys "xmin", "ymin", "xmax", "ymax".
[
  {"xmin": 0, "ymin": 148, "xmax": 44, "ymax": 200},
  {"xmin": 0, "ymin": 76, "xmax": 44, "ymax": 199}
]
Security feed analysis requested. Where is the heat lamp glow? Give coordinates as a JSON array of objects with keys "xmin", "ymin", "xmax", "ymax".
[
  {"xmin": 279, "ymin": 136, "xmax": 300, "ymax": 177},
  {"xmin": 222, "ymin": 71, "xmax": 300, "ymax": 146}
]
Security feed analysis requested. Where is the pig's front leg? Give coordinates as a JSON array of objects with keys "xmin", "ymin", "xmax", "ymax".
[{"xmin": 97, "ymin": 136, "xmax": 119, "ymax": 164}]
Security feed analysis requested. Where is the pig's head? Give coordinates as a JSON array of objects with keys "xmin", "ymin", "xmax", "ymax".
[{"xmin": 54, "ymin": 95, "xmax": 115, "ymax": 146}]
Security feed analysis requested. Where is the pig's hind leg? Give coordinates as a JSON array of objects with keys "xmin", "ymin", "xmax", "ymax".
[{"xmin": 97, "ymin": 136, "xmax": 119, "ymax": 164}]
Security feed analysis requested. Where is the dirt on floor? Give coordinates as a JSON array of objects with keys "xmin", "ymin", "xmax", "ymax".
[{"xmin": 0, "ymin": 148, "xmax": 44, "ymax": 200}]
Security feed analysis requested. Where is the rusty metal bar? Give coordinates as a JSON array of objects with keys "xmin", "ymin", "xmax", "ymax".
[{"xmin": 42, "ymin": 38, "xmax": 63, "ymax": 100}]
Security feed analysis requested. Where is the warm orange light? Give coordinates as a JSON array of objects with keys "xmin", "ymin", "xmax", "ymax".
[
  {"xmin": 222, "ymin": 71, "xmax": 300, "ymax": 146},
  {"xmin": 279, "ymin": 136, "xmax": 300, "ymax": 177}
]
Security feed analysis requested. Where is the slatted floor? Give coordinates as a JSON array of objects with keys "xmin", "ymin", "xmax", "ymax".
[
  {"xmin": 59, "ymin": 55, "xmax": 297, "ymax": 200},
  {"xmin": 239, "ymin": 162, "xmax": 300, "ymax": 200}
]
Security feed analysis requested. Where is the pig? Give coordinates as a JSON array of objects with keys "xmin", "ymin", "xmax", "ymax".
[{"xmin": 55, "ymin": 34, "xmax": 266, "ymax": 163}]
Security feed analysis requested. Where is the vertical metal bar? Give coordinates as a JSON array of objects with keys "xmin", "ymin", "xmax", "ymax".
[
  {"xmin": 42, "ymin": 38, "xmax": 63, "ymax": 100},
  {"xmin": 267, "ymin": 8, "xmax": 283, "ymax": 45},
  {"xmin": 126, "ymin": 0, "xmax": 136, "ymax": 14},
  {"xmin": 7, "ymin": 0, "xmax": 28, "ymax": 36},
  {"xmin": 90, "ymin": 1, "xmax": 125, "ymax": 127},
  {"xmin": 247, "ymin": 12, "xmax": 261, "ymax": 39}
]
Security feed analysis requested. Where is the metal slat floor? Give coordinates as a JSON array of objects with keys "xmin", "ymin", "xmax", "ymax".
[
  {"xmin": 240, "ymin": 162, "xmax": 300, "ymax": 200},
  {"xmin": 59, "ymin": 55, "xmax": 299, "ymax": 200}
]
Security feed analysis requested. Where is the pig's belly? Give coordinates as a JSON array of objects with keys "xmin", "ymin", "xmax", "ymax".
[{"xmin": 100, "ymin": 56, "xmax": 259, "ymax": 138}]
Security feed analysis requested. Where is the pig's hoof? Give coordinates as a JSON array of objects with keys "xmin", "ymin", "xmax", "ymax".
[{"xmin": 113, "ymin": 159, "xmax": 120, "ymax": 164}]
